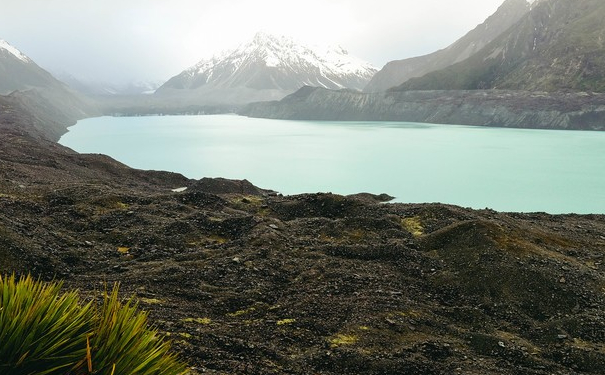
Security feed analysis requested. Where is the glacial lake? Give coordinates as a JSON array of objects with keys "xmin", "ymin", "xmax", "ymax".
[{"xmin": 59, "ymin": 114, "xmax": 605, "ymax": 214}]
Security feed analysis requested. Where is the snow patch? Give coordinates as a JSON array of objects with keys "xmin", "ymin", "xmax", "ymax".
[
  {"xmin": 0, "ymin": 39, "xmax": 31, "ymax": 63},
  {"xmin": 265, "ymin": 53, "xmax": 280, "ymax": 68}
]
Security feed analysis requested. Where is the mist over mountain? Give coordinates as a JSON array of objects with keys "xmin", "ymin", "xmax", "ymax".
[
  {"xmin": 55, "ymin": 73, "xmax": 162, "ymax": 96},
  {"xmin": 364, "ymin": 0, "xmax": 532, "ymax": 92},
  {"xmin": 155, "ymin": 32, "xmax": 377, "ymax": 105},
  {"xmin": 396, "ymin": 0, "xmax": 605, "ymax": 92}
]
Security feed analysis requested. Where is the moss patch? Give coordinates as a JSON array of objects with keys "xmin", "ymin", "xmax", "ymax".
[
  {"xmin": 401, "ymin": 217, "xmax": 423, "ymax": 237},
  {"xmin": 182, "ymin": 317, "xmax": 212, "ymax": 325},
  {"xmin": 329, "ymin": 334, "xmax": 359, "ymax": 348}
]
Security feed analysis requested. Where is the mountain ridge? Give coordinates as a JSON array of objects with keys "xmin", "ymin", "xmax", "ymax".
[
  {"xmin": 364, "ymin": 0, "xmax": 531, "ymax": 92},
  {"xmin": 244, "ymin": 0, "xmax": 605, "ymax": 128},
  {"xmin": 395, "ymin": 0, "xmax": 605, "ymax": 92},
  {"xmin": 155, "ymin": 32, "xmax": 377, "ymax": 105},
  {"xmin": 0, "ymin": 38, "xmax": 99, "ymax": 139},
  {"xmin": 0, "ymin": 39, "xmax": 65, "ymax": 95},
  {"xmin": 241, "ymin": 86, "xmax": 605, "ymax": 131}
]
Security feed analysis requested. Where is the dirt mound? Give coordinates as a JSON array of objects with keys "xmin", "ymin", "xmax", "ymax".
[{"xmin": 190, "ymin": 177, "xmax": 273, "ymax": 196}]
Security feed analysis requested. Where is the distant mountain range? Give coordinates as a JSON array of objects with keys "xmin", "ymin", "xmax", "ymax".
[
  {"xmin": 155, "ymin": 32, "xmax": 377, "ymax": 105},
  {"xmin": 364, "ymin": 0, "xmax": 532, "ymax": 92},
  {"xmin": 243, "ymin": 0, "xmax": 605, "ymax": 129},
  {"xmin": 3, "ymin": 0, "xmax": 605, "ymax": 130}
]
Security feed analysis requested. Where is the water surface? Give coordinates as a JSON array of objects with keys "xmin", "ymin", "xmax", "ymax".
[{"xmin": 60, "ymin": 115, "xmax": 605, "ymax": 214}]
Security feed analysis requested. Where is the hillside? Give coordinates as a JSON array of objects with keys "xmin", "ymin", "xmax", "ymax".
[
  {"xmin": 364, "ymin": 0, "xmax": 531, "ymax": 92},
  {"xmin": 0, "ymin": 39, "xmax": 65, "ymax": 94},
  {"xmin": 396, "ymin": 0, "xmax": 605, "ymax": 92},
  {"xmin": 1, "ymin": 97, "xmax": 605, "ymax": 373},
  {"xmin": 0, "ymin": 39, "xmax": 98, "ymax": 138}
]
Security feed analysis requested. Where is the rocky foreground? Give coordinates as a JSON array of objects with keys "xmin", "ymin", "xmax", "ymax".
[{"xmin": 1, "ymin": 95, "xmax": 605, "ymax": 374}]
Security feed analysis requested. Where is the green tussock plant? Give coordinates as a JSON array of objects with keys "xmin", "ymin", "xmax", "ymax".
[
  {"xmin": 0, "ymin": 274, "xmax": 93, "ymax": 375},
  {"xmin": 85, "ymin": 286, "xmax": 186, "ymax": 375},
  {"xmin": 0, "ymin": 274, "xmax": 188, "ymax": 375}
]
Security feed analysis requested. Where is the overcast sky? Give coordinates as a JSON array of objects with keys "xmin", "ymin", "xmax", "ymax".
[{"xmin": 0, "ymin": 0, "xmax": 510, "ymax": 84}]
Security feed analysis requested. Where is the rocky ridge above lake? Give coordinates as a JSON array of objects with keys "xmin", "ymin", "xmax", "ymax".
[{"xmin": 241, "ymin": 86, "xmax": 605, "ymax": 131}]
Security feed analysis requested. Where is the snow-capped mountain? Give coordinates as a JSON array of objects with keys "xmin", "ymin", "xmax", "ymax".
[
  {"xmin": 156, "ymin": 32, "xmax": 377, "ymax": 103},
  {"xmin": 0, "ymin": 38, "xmax": 97, "ymax": 139},
  {"xmin": 0, "ymin": 39, "xmax": 31, "ymax": 63},
  {"xmin": 0, "ymin": 39, "xmax": 67, "ymax": 94}
]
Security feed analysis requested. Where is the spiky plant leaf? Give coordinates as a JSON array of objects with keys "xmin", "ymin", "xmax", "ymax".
[
  {"xmin": 0, "ymin": 275, "xmax": 188, "ymax": 375},
  {"xmin": 80, "ymin": 284, "xmax": 187, "ymax": 375},
  {"xmin": 0, "ymin": 274, "xmax": 93, "ymax": 375}
]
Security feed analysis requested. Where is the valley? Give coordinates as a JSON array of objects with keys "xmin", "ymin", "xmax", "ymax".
[{"xmin": 1, "ymin": 0, "xmax": 605, "ymax": 373}]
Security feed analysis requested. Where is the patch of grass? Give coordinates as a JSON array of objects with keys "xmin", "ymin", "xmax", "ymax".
[
  {"xmin": 329, "ymin": 333, "xmax": 359, "ymax": 348},
  {"xmin": 276, "ymin": 318, "xmax": 296, "ymax": 326},
  {"xmin": 182, "ymin": 317, "xmax": 212, "ymax": 325},
  {"xmin": 319, "ymin": 229, "xmax": 368, "ymax": 244},
  {"xmin": 140, "ymin": 297, "xmax": 164, "ymax": 305},
  {"xmin": 346, "ymin": 229, "xmax": 366, "ymax": 242},
  {"xmin": 117, "ymin": 246, "xmax": 130, "ymax": 254},
  {"xmin": 208, "ymin": 235, "xmax": 228, "ymax": 244},
  {"xmin": 228, "ymin": 195, "xmax": 268, "ymax": 213},
  {"xmin": 227, "ymin": 307, "xmax": 256, "ymax": 317},
  {"xmin": 90, "ymin": 196, "xmax": 131, "ymax": 214},
  {"xmin": 115, "ymin": 202, "xmax": 129, "ymax": 210},
  {"xmin": 401, "ymin": 217, "xmax": 423, "ymax": 237}
]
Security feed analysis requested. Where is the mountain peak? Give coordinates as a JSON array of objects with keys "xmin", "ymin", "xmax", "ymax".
[
  {"xmin": 250, "ymin": 31, "xmax": 288, "ymax": 45},
  {"xmin": 158, "ymin": 32, "xmax": 377, "ymax": 96},
  {"xmin": 0, "ymin": 39, "xmax": 31, "ymax": 63}
]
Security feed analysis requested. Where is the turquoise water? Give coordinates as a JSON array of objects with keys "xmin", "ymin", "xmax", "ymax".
[{"xmin": 59, "ymin": 115, "xmax": 605, "ymax": 214}]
